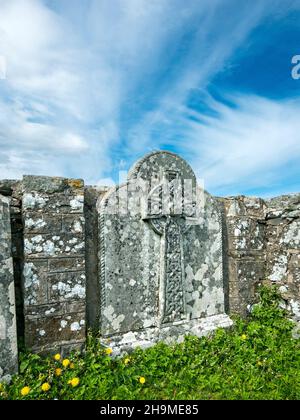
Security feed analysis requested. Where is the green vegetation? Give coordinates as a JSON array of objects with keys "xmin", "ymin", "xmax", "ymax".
[{"xmin": 1, "ymin": 286, "xmax": 299, "ymax": 400}]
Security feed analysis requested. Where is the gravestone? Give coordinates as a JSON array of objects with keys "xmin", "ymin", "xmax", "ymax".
[
  {"xmin": 0, "ymin": 195, "xmax": 18, "ymax": 382},
  {"xmin": 98, "ymin": 151, "xmax": 232, "ymax": 352}
]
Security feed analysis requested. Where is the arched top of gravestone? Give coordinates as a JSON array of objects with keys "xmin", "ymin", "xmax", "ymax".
[{"xmin": 128, "ymin": 151, "xmax": 197, "ymax": 184}]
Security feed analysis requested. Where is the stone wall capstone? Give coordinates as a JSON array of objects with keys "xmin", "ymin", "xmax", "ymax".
[
  {"xmin": 0, "ymin": 194, "xmax": 18, "ymax": 382},
  {"xmin": 22, "ymin": 176, "xmax": 86, "ymax": 354}
]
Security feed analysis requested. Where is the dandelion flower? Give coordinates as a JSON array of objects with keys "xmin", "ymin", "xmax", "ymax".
[
  {"xmin": 241, "ymin": 334, "xmax": 247, "ymax": 340},
  {"xmin": 55, "ymin": 368, "xmax": 62, "ymax": 376},
  {"xmin": 54, "ymin": 353, "xmax": 61, "ymax": 361},
  {"xmin": 139, "ymin": 376, "xmax": 146, "ymax": 384},
  {"xmin": 20, "ymin": 386, "xmax": 30, "ymax": 396},
  {"xmin": 62, "ymin": 359, "xmax": 70, "ymax": 368},
  {"xmin": 105, "ymin": 348, "xmax": 113, "ymax": 355},
  {"xmin": 68, "ymin": 377, "xmax": 80, "ymax": 387},
  {"xmin": 41, "ymin": 383, "xmax": 51, "ymax": 392},
  {"xmin": 124, "ymin": 358, "xmax": 130, "ymax": 365}
]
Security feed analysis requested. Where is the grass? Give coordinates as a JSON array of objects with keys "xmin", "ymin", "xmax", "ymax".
[{"xmin": 1, "ymin": 286, "xmax": 299, "ymax": 400}]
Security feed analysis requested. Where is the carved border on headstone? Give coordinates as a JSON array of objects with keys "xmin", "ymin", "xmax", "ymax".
[
  {"xmin": 98, "ymin": 183, "xmax": 128, "ymax": 325},
  {"xmin": 216, "ymin": 206, "xmax": 224, "ymax": 284},
  {"xmin": 99, "ymin": 211, "xmax": 106, "ymax": 321}
]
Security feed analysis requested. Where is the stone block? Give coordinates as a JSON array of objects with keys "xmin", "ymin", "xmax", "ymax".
[
  {"xmin": 228, "ymin": 219, "xmax": 265, "ymax": 252},
  {"xmin": 24, "ymin": 302, "xmax": 65, "ymax": 317},
  {"xmin": 25, "ymin": 312, "xmax": 86, "ymax": 350},
  {"xmin": 24, "ymin": 213, "xmax": 62, "ymax": 234},
  {"xmin": 24, "ymin": 233, "xmax": 85, "ymax": 258},
  {"xmin": 48, "ymin": 271, "xmax": 86, "ymax": 302},
  {"xmin": 279, "ymin": 220, "xmax": 300, "ymax": 249},
  {"xmin": 266, "ymin": 250, "xmax": 288, "ymax": 282},
  {"xmin": 23, "ymin": 192, "xmax": 84, "ymax": 214},
  {"xmin": 48, "ymin": 257, "xmax": 84, "ymax": 273},
  {"xmin": 23, "ymin": 260, "xmax": 49, "ymax": 306},
  {"xmin": 23, "ymin": 175, "xmax": 83, "ymax": 194},
  {"xmin": 61, "ymin": 215, "xmax": 85, "ymax": 234}
]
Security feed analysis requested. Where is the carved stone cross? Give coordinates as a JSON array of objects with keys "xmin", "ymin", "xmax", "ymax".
[
  {"xmin": 98, "ymin": 151, "xmax": 230, "ymax": 349},
  {"xmin": 143, "ymin": 170, "xmax": 195, "ymax": 323}
]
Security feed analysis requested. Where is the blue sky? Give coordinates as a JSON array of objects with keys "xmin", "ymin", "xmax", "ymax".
[{"xmin": 0, "ymin": 0, "xmax": 300, "ymax": 196}]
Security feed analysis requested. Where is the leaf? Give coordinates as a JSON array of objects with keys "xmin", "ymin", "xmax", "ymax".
[{"xmin": 19, "ymin": 359, "xmax": 30, "ymax": 374}]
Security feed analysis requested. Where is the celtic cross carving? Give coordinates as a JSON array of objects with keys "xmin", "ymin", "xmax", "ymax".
[{"xmin": 143, "ymin": 170, "xmax": 195, "ymax": 323}]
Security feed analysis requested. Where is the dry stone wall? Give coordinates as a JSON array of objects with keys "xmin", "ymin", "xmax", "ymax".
[
  {"xmin": 0, "ymin": 151, "xmax": 299, "ymax": 380},
  {"xmin": 221, "ymin": 194, "xmax": 300, "ymax": 321},
  {"xmin": 221, "ymin": 196, "xmax": 266, "ymax": 316},
  {"xmin": 22, "ymin": 176, "xmax": 86, "ymax": 354},
  {"xmin": 265, "ymin": 194, "xmax": 300, "ymax": 322}
]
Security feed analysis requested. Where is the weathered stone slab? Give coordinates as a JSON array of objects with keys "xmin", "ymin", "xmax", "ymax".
[
  {"xmin": 227, "ymin": 218, "xmax": 265, "ymax": 252},
  {"xmin": 0, "ymin": 195, "xmax": 18, "ymax": 382},
  {"xmin": 264, "ymin": 195, "xmax": 300, "ymax": 325},
  {"xmin": 22, "ymin": 176, "xmax": 86, "ymax": 353},
  {"xmin": 221, "ymin": 195, "xmax": 267, "ymax": 316},
  {"xmin": 98, "ymin": 151, "xmax": 232, "ymax": 352},
  {"xmin": 85, "ymin": 186, "xmax": 108, "ymax": 330}
]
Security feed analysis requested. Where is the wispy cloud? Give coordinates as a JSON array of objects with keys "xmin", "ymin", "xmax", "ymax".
[
  {"xmin": 184, "ymin": 93, "xmax": 300, "ymax": 196},
  {"xmin": 0, "ymin": 0, "xmax": 299, "ymax": 195}
]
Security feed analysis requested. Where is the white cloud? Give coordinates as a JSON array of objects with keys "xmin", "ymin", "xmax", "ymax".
[
  {"xmin": 0, "ymin": 0, "xmax": 113, "ymax": 180},
  {"xmin": 0, "ymin": 55, "xmax": 6, "ymax": 79},
  {"xmin": 186, "ymin": 94, "xmax": 300, "ymax": 195},
  {"xmin": 123, "ymin": 0, "xmax": 274, "ymax": 154},
  {"xmin": 95, "ymin": 178, "xmax": 115, "ymax": 187}
]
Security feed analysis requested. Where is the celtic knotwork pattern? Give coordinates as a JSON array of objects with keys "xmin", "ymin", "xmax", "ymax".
[
  {"xmin": 135, "ymin": 155, "xmax": 198, "ymax": 325},
  {"xmin": 163, "ymin": 217, "xmax": 185, "ymax": 323}
]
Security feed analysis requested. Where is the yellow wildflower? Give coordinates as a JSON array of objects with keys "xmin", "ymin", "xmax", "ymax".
[
  {"xmin": 241, "ymin": 334, "xmax": 247, "ymax": 340},
  {"xmin": 20, "ymin": 386, "xmax": 30, "ymax": 396},
  {"xmin": 70, "ymin": 363, "xmax": 75, "ymax": 369},
  {"xmin": 62, "ymin": 359, "xmax": 70, "ymax": 368},
  {"xmin": 139, "ymin": 376, "xmax": 146, "ymax": 384},
  {"xmin": 55, "ymin": 368, "xmax": 62, "ymax": 376},
  {"xmin": 41, "ymin": 383, "xmax": 51, "ymax": 392},
  {"xmin": 68, "ymin": 377, "xmax": 80, "ymax": 387},
  {"xmin": 105, "ymin": 348, "xmax": 113, "ymax": 355},
  {"xmin": 54, "ymin": 353, "xmax": 61, "ymax": 361},
  {"xmin": 124, "ymin": 358, "xmax": 131, "ymax": 365}
]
